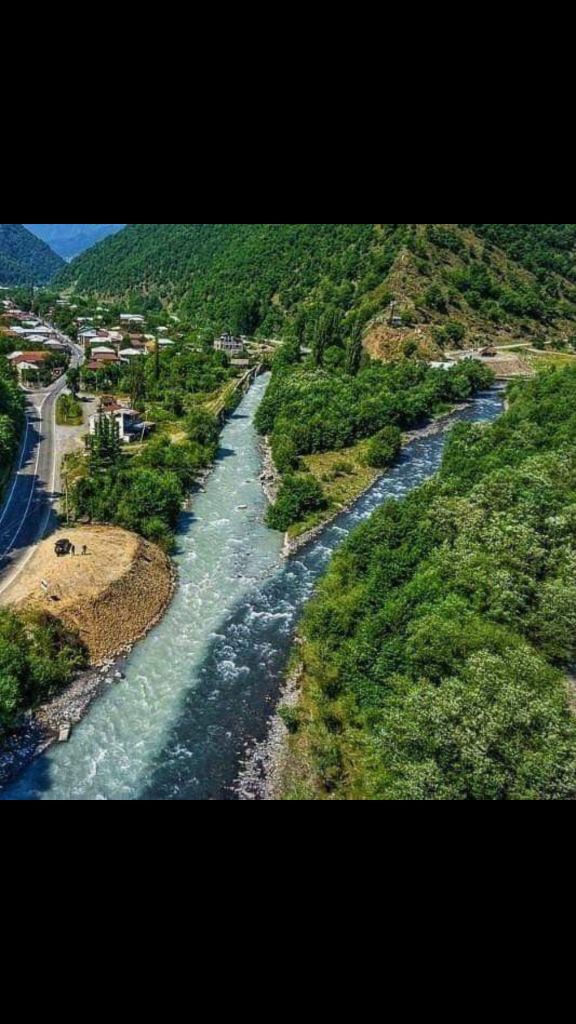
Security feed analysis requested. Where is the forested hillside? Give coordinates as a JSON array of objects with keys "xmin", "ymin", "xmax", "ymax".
[
  {"xmin": 58, "ymin": 224, "xmax": 576, "ymax": 355},
  {"xmin": 283, "ymin": 365, "xmax": 576, "ymax": 801},
  {"xmin": 0, "ymin": 224, "xmax": 64, "ymax": 285},
  {"xmin": 24, "ymin": 224, "xmax": 126, "ymax": 259},
  {"xmin": 465, "ymin": 224, "xmax": 576, "ymax": 282}
]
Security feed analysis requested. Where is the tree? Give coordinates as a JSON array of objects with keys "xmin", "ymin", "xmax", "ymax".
[
  {"xmin": 266, "ymin": 474, "xmax": 327, "ymax": 531},
  {"xmin": 67, "ymin": 366, "xmax": 81, "ymax": 396},
  {"xmin": 129, "ymin": 359, "xmax": 146, "ymax": 410},
  {"xmin": 364, "ymin": 426, "xmax": 402, "ymax": 469},
  {"xmin": 87, "ymin": 415, "xmax": 122, "ymax": 472},
  {"xmin": 186, "ymin": 408, "xmax": 220, "ymax": 449},
  {"xmin": 346, "ymin": 323, "xmax": 364, "ymax": 376}
]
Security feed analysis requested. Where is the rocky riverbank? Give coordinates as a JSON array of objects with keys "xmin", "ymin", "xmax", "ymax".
[
  {"xmin": 260, "ymin": 436, "xmax": 280, "ymax": 504},
  {"xmin": 0, "ymin": 658, "xmax": 131, "ymax": 788},
  {"xmin": 235, "ymin": 661, "xmax": 303, "ymax": 801}
]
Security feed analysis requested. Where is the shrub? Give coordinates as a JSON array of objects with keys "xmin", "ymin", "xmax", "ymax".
[
  {"xmin": 364, "ymin": 426, "xmax": 402, "ymax": 469},
  {"xmin": 267, "ymin": 474, "xmax": 327, "ymax": 531}
]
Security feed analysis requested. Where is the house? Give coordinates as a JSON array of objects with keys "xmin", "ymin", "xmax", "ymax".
[
  {"xmin": 119, "ymin": 348, "xmax": 146, "ymax": 362},
  {"xmin": 231, "ymin": 358, "xmax": 251, "ymax": 368},
  {"xmin": 87, "ymin": 354, "xmax": 120, "ymax": 371},
  {"xmin": 9, "ymin": 351, "xmax": 51, "ymax": 381},
  {"xmin": 91, "ymin": 346, "xmax": 117, "ymax": 357},
  {"xmin": 24, "ymin": 331, "xmax": 57, "ymax": 344},
  {"xmin": 89, "ymin": 406, "xmax": 150, "ymax": 443},
  {"xmin": 119, "ymin": 314, "xmax": 146, "ymax": 326},
  {"xmin": 78, "ymin": 329, "xmax": 100, "ymax": 349},
  {"xmin": 214, "ymin": 332, "xmax": 244, "ymax": 354}
]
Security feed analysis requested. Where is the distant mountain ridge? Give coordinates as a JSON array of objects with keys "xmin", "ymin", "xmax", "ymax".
[
  {"xmin": 0, "ymin": 223, "xmax": 64, "ymax": 285},
  {"xmin": 24, "ymin": 224, "xmax": 126, "ymax": 259}
]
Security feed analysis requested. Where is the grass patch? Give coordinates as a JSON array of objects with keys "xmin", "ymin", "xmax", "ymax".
[
  {"xmin": 521, "ymin": 349, "xmax": 576, "ymax": 372},
  {"xmin": 287, "ymin": 441, "xmax": 379, "ymax": 538}
]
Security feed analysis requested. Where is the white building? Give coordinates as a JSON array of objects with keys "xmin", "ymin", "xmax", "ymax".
[
  {"xmin": 89, "ymin": 408, "xmax": 142, "ymax": 443},
  {"xmin": 214, "ymin": 333, "xmax": 244, "ymax": 354},
  {"xmin": 119, "ymin": 314, "xmax": 146, "ymax": 325},
  {"xmin": 119, "ymin": 348, "xmax": 146, "ymax": 362}
]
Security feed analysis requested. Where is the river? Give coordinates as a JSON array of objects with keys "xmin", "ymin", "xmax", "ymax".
[{"xmin": 1, "ymin": 374, "xmax": 504, "ymax": 801}]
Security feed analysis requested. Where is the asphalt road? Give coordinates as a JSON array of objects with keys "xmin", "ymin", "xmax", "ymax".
[{"xmin": 0, "ymin": 334, "xmax": 83, "ymax": 597}]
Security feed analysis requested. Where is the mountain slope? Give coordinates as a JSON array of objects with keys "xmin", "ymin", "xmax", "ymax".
[
  {"xmin": 25, "ymin": 224, "xmax": 126, "ymax": 259},
  {"xmin": 463, "ymin": 224, "xmax": 576, "ymax": 282},
  {"xmin": 57, "ymin": 223, "xmax": 576, "ymax": 349},
  {"xmin": 0, "ymin": 223, "xmax": 64, "ymax": 285}
]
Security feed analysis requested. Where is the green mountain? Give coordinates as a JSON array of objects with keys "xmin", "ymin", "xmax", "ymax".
[
  {"xmin": 58, "ymin": 224, "xmax": 576, "ymax": 351},
  {"xmin": 0, "ymin": 223, "xmax": 64, "ymax": 285},
  {"xmin": 24, "ymin": 224, "xmax": 126, "ymax": 259}
]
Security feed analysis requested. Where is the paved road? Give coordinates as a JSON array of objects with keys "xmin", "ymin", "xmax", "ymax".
[{"xmin": 0, "ymin": 334, "xmax": 83, "ymax": 597}]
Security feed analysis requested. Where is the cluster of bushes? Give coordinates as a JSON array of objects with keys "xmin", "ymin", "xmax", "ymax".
[
  {"xmin": 286, "ymin": 366, "xmax": 576, "ymax": 800},
  {"xmin": 70, "ymin": 409, "xmax": 220, "ymax": 548},
  {"xmin": 267, "ymin": 474, "xmax": 328, "ymax": 533},
  {"xmin": 364, "ymin": 426, "xmax": 402, "ymax": 469},
  {"xmin": 464, "ymin": 224, "xmax": 576, "ymax": 286},
  {"xmin": 0, "ymin": 609, "xmax": 88, "ymax": 733}
]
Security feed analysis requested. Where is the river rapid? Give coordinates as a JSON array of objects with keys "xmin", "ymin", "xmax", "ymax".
[{"xmin": 1, "ymin": 375, "xmax": 504, "ymax": 800}]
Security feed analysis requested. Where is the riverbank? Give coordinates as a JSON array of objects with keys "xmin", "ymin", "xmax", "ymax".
[
  {"xmin": 235, "ymin": 660, "xmax": 303, "ymax": 800},
  {"xmin": 260, "ymin": 436, "xmax": 280, "ymax": 504}
]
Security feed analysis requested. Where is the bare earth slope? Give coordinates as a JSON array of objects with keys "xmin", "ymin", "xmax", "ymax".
[{"xmin": 0, "ymin": 526, "xmax": 174, "ymax": 664}]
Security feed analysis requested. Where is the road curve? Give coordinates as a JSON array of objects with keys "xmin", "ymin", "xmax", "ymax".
[{"xmin": 0, "ymin": 336, "xmax": 83, "ymax": 598}]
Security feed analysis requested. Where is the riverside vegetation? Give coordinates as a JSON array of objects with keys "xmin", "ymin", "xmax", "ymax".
[
  {"xmin": 282, "ymin": 366, "xmax": 576, "ymax": 800},
  {"xmin": 0, "ymin": 609, "xmax": 88, "ymax": 734},
  {"xmin": 256, "ymin": 346, "xmax": 494, "ymax": 533}
]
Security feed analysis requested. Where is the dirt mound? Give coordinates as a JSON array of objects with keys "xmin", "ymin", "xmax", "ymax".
[{"xmin": 1, "ymin": 526, "xmax": 175, "ymax": 664}]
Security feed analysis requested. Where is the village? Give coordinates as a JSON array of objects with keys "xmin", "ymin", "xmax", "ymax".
[{"xmin": 0, "ymin": 289, "xmax": 275, "ymax": 448}]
